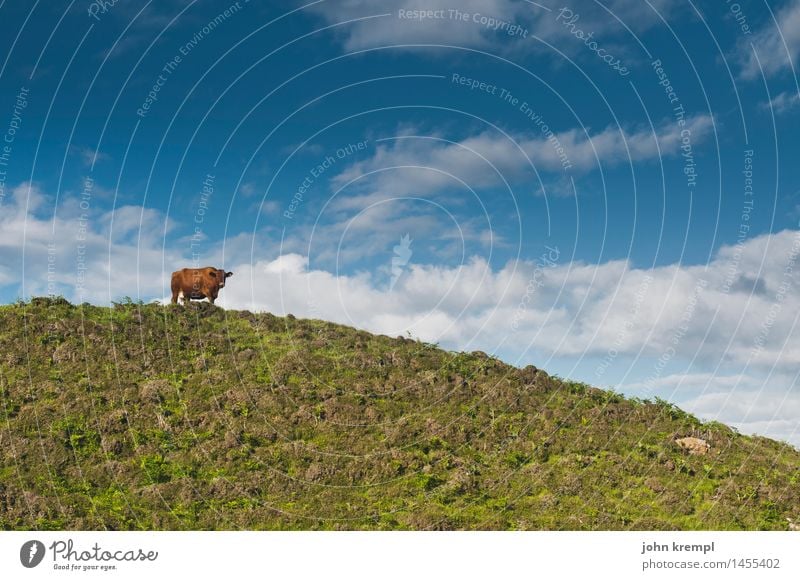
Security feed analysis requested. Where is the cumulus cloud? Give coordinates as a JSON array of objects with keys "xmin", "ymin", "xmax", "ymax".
[
  {"xmin": 219, "ymin": 227, "xmax": 800, "ymax": 373},
  {"xmin": 0, "ymin": 182, "xmax": 179, "ymax": 302},
  {"xmin": 738, "ymin": 0, "xmax": 800, "ymax": 79}
]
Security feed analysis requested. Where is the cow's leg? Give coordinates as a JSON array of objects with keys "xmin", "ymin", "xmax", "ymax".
[
  {"xmin": 170, "ymin": 276, "xmax": 179, "ymax": 304},
  {"xmin": 204, "ymin": 287, "xmax": 217, "ymax": 305}
]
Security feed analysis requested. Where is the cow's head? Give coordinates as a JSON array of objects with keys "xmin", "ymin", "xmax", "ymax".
[{"xmin": 215, "ymin": 269, "xmax": 233, "ymax": 287}]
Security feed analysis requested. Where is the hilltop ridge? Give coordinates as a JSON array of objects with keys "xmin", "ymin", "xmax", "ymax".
[{"xmin": 1, "ymin": 297, "xmax": 798, "ymax": 530}]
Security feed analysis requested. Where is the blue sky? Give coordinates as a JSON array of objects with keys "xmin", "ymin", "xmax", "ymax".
[{"xmin": 1, "ymin": 0, "xmax": 800, "ymax": 444}]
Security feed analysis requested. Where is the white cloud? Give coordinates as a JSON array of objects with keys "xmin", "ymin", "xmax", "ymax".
[
  {"xmin": 239, "ymin": 182, "xmax": 258, "ymax": 197},
  {"xmin": 621, "ymin": 371, "xmax": 800, "ymax": 445},
  {"xmin": 306, "ymin": 0, "xmax": 677, "ymax": 53},
  {"xmin": 738, "ymin": 0, "xmax": 800, "ymax": 79},
  {"xmin": 761, "ymin": 90, "xmax": 800, "ymax": 114},
  {"xmin": 0, "ymin": 182, "xmax": 179, "ymax": 302},
  {"xmin": 682, "ymin": 384, "xmax": 800, "ymax": 445},
  {"xmin": 218, "ymin": 227, "xmax": 800, "ymax": 374},
  {"xmin": 307, "ymin": 0, "xmax": 536, "ymax": 52},
  {"xmin": 329, "ymin": 116, "xmax": 713, "ymax": 201},
  {"xmin": 264, "ymin": 253, "xmax": 308, "ymax": 274},
  {"xmin": 70, "ymin": 146, "xmax": 110, "ymax": 167}
]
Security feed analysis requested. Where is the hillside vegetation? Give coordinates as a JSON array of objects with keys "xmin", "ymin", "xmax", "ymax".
[{"xmin": 1, "ymin": 297, "xmax": 798, "ymax": 530}]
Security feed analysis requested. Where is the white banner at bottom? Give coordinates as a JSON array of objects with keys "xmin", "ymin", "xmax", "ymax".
[{"xmin": 0, "ymin": 531, "xmax": 797, "ymax": 579}]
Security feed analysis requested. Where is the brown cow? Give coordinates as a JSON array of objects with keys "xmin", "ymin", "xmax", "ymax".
[{"xmin": 171, "ymin": 267, "xmax": 233, "ymax": 305}]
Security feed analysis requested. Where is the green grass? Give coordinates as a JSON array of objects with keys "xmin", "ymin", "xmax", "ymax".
[{"xmin": 0, "ymin": 296, "xmax": 799, "ymax": 530}]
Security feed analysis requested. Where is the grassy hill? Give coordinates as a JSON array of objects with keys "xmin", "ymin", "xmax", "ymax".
[{"xmin": 1, "ymin": 296, "xmax": 799, "ymax": 530}]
